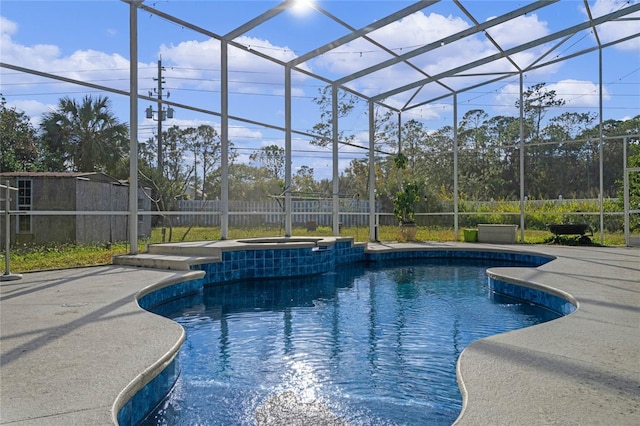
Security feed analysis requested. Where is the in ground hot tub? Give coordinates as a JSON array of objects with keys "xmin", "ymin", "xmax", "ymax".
[{"xmin": 237, "ymin": 237, "xmax": 325, "ymax": 244}]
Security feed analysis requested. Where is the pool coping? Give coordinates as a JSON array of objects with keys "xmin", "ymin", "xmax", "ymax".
[{"xmin": 1, "ymin": 242, "xmax": 638, "ymax": 425}]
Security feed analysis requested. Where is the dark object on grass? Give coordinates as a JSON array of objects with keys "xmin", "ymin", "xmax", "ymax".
[
  {"xmin": 547, "ymin": 223, "xmax": 591, "ymax": 236},
  {"xmin": 546, "ymin": 223, "xmax": 595, "ymax": 246}
]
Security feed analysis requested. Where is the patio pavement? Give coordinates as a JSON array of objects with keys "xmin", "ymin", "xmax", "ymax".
[{"xmin": 0, "ymin": 243, "xmax": 638, "ymax": 425}]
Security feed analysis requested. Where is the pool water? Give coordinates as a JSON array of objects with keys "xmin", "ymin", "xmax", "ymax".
[{"xmin": 142, "ymin": 259, "xmax": 560, "ymax": 425}]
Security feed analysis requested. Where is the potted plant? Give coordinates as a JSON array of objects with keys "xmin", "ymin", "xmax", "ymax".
[{"xmin": 392, "ymin": 153, "xmax": 420, "ymax": 241}]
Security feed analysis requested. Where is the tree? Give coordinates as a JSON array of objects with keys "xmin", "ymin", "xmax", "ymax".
[
  {"xmin": 137, "ymin": 125, "xmax": 191, "ymax": 233},
  {"xmin": 515, "ymin": 84, "xmax": 566, "ymax": 198},
  {"xmin": 0, "ymin": 96, "xmax": 40, "ymax": 172},
  {"xmin": 485, "ymin": 115, "xmax": 520, "ymax": 198},
  {"xmin": 40, "ymin": 95, "xmax": 128, "ymax": 176},
  {"xmin": 421, "ymin": 125, "xmax": 455, "ymax": 196},
  {"xmin": 161, "ymin": 126, "xmax": 191, "ymax": 188},
  {"xmin": 458, "ymin": 110, "xmax": 490, "ymax": 199},
  {"xmin": 309, "ymin": 86, "xmax": 358, "ymax": 148},
  {"xmin": 340, "ymin": 158, "xmax": 371, "ymax": 200},
  {"xmin": 292, "ymin": 165, "xmax": 317, "ymax": 194},
  {"xmin": 400, "ymin": 119, "xmax": 428, "ymax": 169},
  {"xmin": 184, "ymin": 124, "xmax": 223, "ymax": 200},
  {"xmin": 578, "ymin": 115, "xmax": 640, "ymax": 198},
  {"xmin": 250, "ymin": 144, "xmax": 286, "ymax": 182},
  {"xmin": 370, "ymin": 103, "xmax": 397, "ymax": 154},
  {"xmin": 197, "ymin": 125, "xmax": 225, "ymax": 199},
  {"xmin": 517, "ymin": 83, "xmax": 566, "ymax": 141},
  {"xmin": 541, "ymin": 112, "xmax": 597, "ymax": 198},
  {"xmin": 227, "ymin": 163, "xmax": 281, "ymax": 201},
  {"xmin": 459, "ymin": 109, "xmax": 489, "ymax": 148}
]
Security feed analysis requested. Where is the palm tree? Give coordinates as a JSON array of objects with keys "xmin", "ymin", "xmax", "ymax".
[{"xmin": 40, "ymin": 95, "xmax": 128, "ymax": 176}]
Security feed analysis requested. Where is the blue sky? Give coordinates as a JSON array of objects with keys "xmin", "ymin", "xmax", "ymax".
[{"xmin": 1, "ymin": 0, "xmax": 639, "ymax": 179}]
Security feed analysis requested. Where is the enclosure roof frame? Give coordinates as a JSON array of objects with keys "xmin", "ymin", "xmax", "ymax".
[{"xmin": 125, "ymin": 0, "xmax": 640, "ymax": 114}]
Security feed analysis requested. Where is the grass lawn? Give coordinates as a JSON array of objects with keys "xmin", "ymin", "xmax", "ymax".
[{"xmin": 2, "ymin": 225, "xmax": 627, "ymax": 273}]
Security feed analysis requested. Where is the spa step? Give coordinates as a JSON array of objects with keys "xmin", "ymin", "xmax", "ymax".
[
  {"xmin": 112, "ymin": 253, "xmax": 219, "ymax": 271},
  {"xmin": 146, "ymin": 242, "xmax": 223, "ymax": 257}
]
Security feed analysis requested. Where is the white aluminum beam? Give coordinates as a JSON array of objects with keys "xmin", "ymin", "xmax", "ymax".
[
  {"xmin": 224, "ymin": 1, "xmax": 291, "ymax": 40},
  {"xmin": 371, "ymin": 3, "xmax": 640, "ymax": 103},
  {"xmin": 129, "ymin": 1, "xmax": 140, "ymax": 254},
  {"xmin": 221, "ymin": 41, "xmax": 229, "ymax": 239},
  {"xmin": 288, "ymin": 1, "xmax": 438, "ymax": 67},
  {"xmin": 453, "ymin": 93, "xmax": 459, "ymax": 237},
  {"xmin": 334, "ymin": 1, "xmax": 555, "ymax": 88},
  {"xmin": 369, "ymin": 100, "xmax": 377, "ymax": 242},
  {"xmin": 519, "ymin": 74, "xmax": 525, "ymax": 243},
  {"xmin": 599, "ymin": 46, "xmax": 605, "ymax": 245},
  {"xmin": 332, "ymin": 85, "xmax": 340, "ymax": 236},
  {"xmin": 285, "ymin": 66, "xmax": 293, "ymax": 237}
]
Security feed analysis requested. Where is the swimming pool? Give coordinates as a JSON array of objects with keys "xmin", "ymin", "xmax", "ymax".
[{"xmin": 140, "ymin": 258, "xmax": 561, "ymax": 425}]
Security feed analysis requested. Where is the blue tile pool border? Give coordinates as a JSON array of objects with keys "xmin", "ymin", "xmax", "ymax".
[
  {"xmin": 116, "ymin": 356, "xmax": 179, "ymax": 426},
  {"xmin": 123, "ymin": 243, "xmax": 565, "ymax": 425},
  {"xmin": 488, "ymin": 277, "xmax": 576, "ymax": 316}
]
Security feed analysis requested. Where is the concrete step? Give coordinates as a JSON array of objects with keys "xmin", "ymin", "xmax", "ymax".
[
  {"xmin": 113, "ymin": 253, "xmax": 219, "ymax": 271},
  {"xmin": 146, "ymin": 242, "xmax": 222, "ymax": 257}
]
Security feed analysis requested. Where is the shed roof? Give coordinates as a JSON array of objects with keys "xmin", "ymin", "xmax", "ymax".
[{"xmin": 0, "ymin": 172, "xmax": 121, "ymax": 184}]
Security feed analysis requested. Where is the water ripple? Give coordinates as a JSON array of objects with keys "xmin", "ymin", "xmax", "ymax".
[{"xmin": 143, "ymin": 261, "xmax": 559, "ymax": 425}]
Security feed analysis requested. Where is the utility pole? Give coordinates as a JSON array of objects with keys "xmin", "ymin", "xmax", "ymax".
[
  {"xmin": 146, "ymin": 58, "xmax": 173, "ymax": 176},
  {"xmin": 156, "ymin": 59, "xmax": 164, "ymax": 174}
]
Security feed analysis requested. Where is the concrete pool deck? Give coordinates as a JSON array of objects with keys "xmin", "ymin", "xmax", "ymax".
[{"xmin": 1, "ymin": 243, "xmax": 638, "ymax": 425}]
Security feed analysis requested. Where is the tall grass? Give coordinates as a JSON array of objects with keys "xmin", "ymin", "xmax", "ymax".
[{"xmin": 458, "ymin": 198, "xmax": 623, "ymax": 231}]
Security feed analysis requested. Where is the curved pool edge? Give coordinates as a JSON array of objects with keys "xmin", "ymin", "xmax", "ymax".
[
  {"xmin": 112, "ymin": 333, "xmax": 184, "ymax": 426},
  {"xmin": 452, "ymin": 246, "xmax": 640, "ymax": 425},
  {"xmin": 454, "ymin": 271, "xmax": 578, "ymax": 425},
  {"xmin": 486, "ymin": 269, "xmax": 577, "ymax": 316},
  {"xmin": 111, "ymin": 270, "xmax": 204, "ymax": 426},
  {"xmin": 115, "ymin": 241, "xmax": 576, "ymax": 425}
]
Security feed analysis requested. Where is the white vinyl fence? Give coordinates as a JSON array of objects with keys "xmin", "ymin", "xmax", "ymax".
[{"xmin": 176, "ymin": 199, "xmax": 375, "ymax": 227}]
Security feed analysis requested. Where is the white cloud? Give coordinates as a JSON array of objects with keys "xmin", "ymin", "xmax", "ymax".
[
  {"xmin": 313, "ymin": 11, "xmax": 472, "ymax": 76},
  {"xmin": 5, "ymin": 99, "xmax": 53, "ymax": 127},
  {"xmin": 484, "ymin": 14, "xmax": 550, "ymax": 48},
  {"xmin": 494, "ymin": 83, "xmax": 520, "ymax": 114},
  {"xmin": 1, "ymin": 16, "xmax": 61, "ymax": 66},
  {"xmin": 0, "ymin": 16, "xmax": 18, "ymax": 36},
  {"xmin": 1, "ymin": 19, "xmax": 309, "ymax": 111},
  {"xmin": 159, "ymin": 35, "xmax": 311, "ymax": 95},
  {"xmin": 312, "ymin": 9, "xmax": 555, "ymax": 110},
  {"xmin": 229, "ymin": 123, "xmax": 263, "ymax": 142},
  {"xmin": 0, "ymin": 19, "xmax": 316, "ymax": 144},
  {"xmin": 547, "ymin": 79, "xmax": 609, "ymax": 107},
  {"xmin": 1, "ymin": 15, "xmax": 149, "ymax": 94},
  {"xmin": 403, "ymin": 104, "xmax": 451, "ymax": 121},
  {"xmin": 584, "ymin": 0, "xmax": 640, "ymax": 51},
  {"xmin": 494, "ymin": 79, "xmax": 609, "ymax": 115}
]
